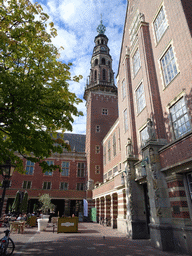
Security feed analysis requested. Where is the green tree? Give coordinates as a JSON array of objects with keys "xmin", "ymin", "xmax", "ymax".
[
  {"xmin": 12, "ymin": 190, "xmax": 20, "ymax": 212},
  {"xmin": 19, "ymin": 190, "xmax": 28, "ymax": 213},
  {"xmin": 0, "ymin": 0, "xmax": 83, "ymax": 172},
  {"xmin": 38, "ymin": 194, "xmax": 55, "ymax": 215}
]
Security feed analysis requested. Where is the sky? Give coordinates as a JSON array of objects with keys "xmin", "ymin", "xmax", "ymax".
[{"xmin": 34, "ymin": 0, "xmax": 127, "ymax": 134}]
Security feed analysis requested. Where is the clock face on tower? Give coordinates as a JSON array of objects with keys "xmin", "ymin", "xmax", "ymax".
[{"xmin": 101, "ymin": 46, "xmax": 106, "ymax": 51}]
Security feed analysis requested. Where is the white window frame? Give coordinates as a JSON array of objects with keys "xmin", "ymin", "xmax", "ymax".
[
  {"xmin": 169, "ymin": 96, "xmax": 191, "ymax": 139},
  {"xmin": 132, "ymin": 48, "xmax": 141, "ymax": 76},
  {"xmin": 136, "ymin": 82, "xmax": 146, "ymax": 114},
  {"xmin": 44, "ymin": 160, "xmax": 54, "ymax": 176},
  {"xmin": 160, "ymin": 44, "xmax": 178, "ymax": 87},
  {"xmin": 77, "ymin": 183, "xmax": 84, "ymax": 191},
  {"xmin": 23, "ymin": 181, "xmax": 32, "ymax": 189},
  {"xmin": 61, "ymin": 161, "xmax": 70, "ymax": 176},
  {"xmin": 42, "ymin": 181, "xmax": 51, "ymax": 190},
  {"xmin": 60, "ymin": 182, "xmax": 68, "ymax": 190},
  {"xmin": 153, "ymin": 5, "xmax": 168, "ymax": 43},
  {"xmin": 77, "ymin": 162, "xmax": 85, "ymax": 177},
  {"xmin": 124, "ymin": 109, "xmax": 128, "ymax": 132},
  {"xmin": 140, "ymin": 126, "xmax": 149, "ymax": 147},
  {"xmin": 122, "ymin": 79, "xmax": 126, "ymax": 100},
  {"xmin": 25, "ymin": 160, "xmax": 35, "ymax": 175}
]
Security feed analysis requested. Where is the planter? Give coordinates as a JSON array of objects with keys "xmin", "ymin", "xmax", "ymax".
[
  {"xmin": 43, "ymin": 215, "xmax": 50, "ymax": 219},
  {"xmin": 37, "ymin": 218, "xmax": 49, "ymax": 231}
]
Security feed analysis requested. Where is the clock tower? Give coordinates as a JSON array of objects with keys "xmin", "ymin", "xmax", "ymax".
[{"xmin": 84, "ymin": 19, "xmax": 118, "ymax": 192}]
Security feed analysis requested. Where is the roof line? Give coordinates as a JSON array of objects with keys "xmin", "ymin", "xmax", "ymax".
[{"xmin": 116, "ymin": 1, "xmax": 129, "ymax": 78}]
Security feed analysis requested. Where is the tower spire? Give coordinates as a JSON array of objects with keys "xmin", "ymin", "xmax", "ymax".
[{"xmin": 97, "ymin": 14, "xmax": 106, "ymax": 35}]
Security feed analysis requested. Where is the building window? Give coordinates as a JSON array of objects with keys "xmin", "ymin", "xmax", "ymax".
[
  {"xmin": 94, "ymin": 70, "xmax": 97, "ymax": 81},
  {"xmin": 136, "ymin": 83, "xmax": 146, "ymax": 113},
  {"xmin": 154, "ymin": 6, "xmax": 168, "ymax": 42},
  {"xmin": 77, "ymin": 183, "xmax": 84, "ymax": 191},
  {"xmin": 118, "ymin": 127, "xmax": 121, "ymax": 151},
  {"xmin": 170, "ymin": 97, "xmax": 191, "ymax": 139},
  {"xmin": 96, "ymin": 125, "xmax": 100, "ymax": 132},
  {"xmin": 108, "ymin": 140, "xmax": 111, "ymax": 161},
  {"xmin": 140, "ymin": 126, "xmax": 149, "ymax": 147},
  {"xmin": 103, "ymin": 173, "xmax": 107, "ymax": 181},
  {"xmin": 102, "ymin": 58, "xmax": 106, "ymax": 65},
  {"xmin": 77, "ymin": 163, "xmax": 85, "ymax": 177},
  {"xmin": 44, "ymin": 160, "xmax": 53, "ymax": 176},
  {"xmin": 102, "ymin": 108, "xmax": 108, "ymax": 115},
  {"xmin": 23, "ymin": 181, "xmax": 32, "ymax": 189},
  {"xmin": 95, "ymin": 145, "xmax": 100, "ymax": 154},
  {"xmin": 113, "ymin": 166, "xmax": 118, "ymax": 174},
  {"xmin": 161, "ymin": 46, "xmax": 178, "ymax": 86},
  {"xmin": 113, "ymin": 133, "xmax": 116, "ymax": 157},
  {"xmin": 103, "ymin": 69, "xmax": 106, "ymax": 80},
  {"xmin": 133, "ymin": 48, "xmax": 141, "ymax": 76},
  {"xmin": 122, "ymin": 79, "xmax": 126, "ymax": 100},
  {"xmin": 26, "ymin": 161, "xmax": 35, "ymax": 175},
  {"xmin": 124, "ymin": 109, "xmax": 128, "ymax": 132},
  {"xmin": 60, "ymin": 182, "xmax": 68, "ymax": 190},
  {"xmin": 61, "ymin": 161, "xmax": 70, "ymax": 176},
  {"xmin": 95, "ymin": 165, "xmax": 100, "ymax": 174},
  {"xmin": 95, "ymin": 59, "xmax": 98, "ymax": 66},
  {"xmin": 108, "ymin": 170, "xmax": 112, "ymax": 178},
  {"xmin": 187, "ymin": 173, "xmax": 192, "ymax": 200},
  {"xmin": 103, "ymin": 146, "xmax": 106, "ymax": 166},
  {"xmin": 43, "ymin": 181, "xmax": 51, "ymax": 190}
]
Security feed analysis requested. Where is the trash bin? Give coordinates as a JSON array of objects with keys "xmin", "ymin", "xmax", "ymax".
[{"xmin": 57, "ymin": 217, "xmax": 78, "ymax": 233}]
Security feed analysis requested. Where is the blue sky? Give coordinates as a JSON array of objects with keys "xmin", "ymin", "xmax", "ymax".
[{"xmin": 34, "ymin": 0, "xmax": 127, "ymax": 134}]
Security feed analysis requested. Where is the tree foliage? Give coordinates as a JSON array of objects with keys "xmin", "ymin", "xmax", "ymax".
[
  {"xmin": 19, "ymin": 190, "xmax": 28, "ymax": 213},
  {"xmin": 0, "ymin": 0, "xmax": 83, "ymax": 172},
  {"xmin": 38, "ymin": 193, "xmax": 55, "ymax": 214},
  {"xmin": 12, "ymin": 190, "xmax": 20, "ymax": 212}
]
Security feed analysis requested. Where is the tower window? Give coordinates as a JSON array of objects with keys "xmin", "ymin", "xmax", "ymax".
[
  {"xmin": 95, "ymin": 59, "xmax": 98, "ymax": 66},
  {"xmin": 95, "ymin": 165, "xmax": 100, "ymax": 174},
  {"xmin": 94, "ymin": 70, "xmax": 97, "ymax": 81},
  {"xmin": 96, "ymin": 125, "xmax": 100, "ymax": 132},
  {"xmin": 95, "ymin": 145, "xmax": 100, "ymax": 154},
  {"xmin": 102, "ymin": 58, "xmax": 106, "ymax": 65},
  {"xmin": 108, "ymin": 61, "xmax": 110, "ymax": 67},
  {"xmin": 101, "ymin": 39, "xmax": 103, "ymax": 44},
  {"xmin": 102, "ymin": 108, "xmax": 108, "ymax": 115},
  {"xmin": 102, "ymin": 69, "xmax": 106, "ymax": 80}
]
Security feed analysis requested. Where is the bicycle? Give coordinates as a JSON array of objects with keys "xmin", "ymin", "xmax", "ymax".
[{"xmin": 0, "ymin": 230, "xmax": 15, "ymax": 256}]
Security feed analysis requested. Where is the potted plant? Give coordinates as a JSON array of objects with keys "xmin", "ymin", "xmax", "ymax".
[
  {"xmin": 37, "ymin": 194, "xmax": 55, "ymax": 231},
  {"xmin": 38, "ymin": 194, "xmax": 55, "ymax": 217}
]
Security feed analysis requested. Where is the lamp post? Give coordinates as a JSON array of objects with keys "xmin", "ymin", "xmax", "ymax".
[{"xmin": 0, "ymin": 159, "xmax": 15, "ymax": 217}]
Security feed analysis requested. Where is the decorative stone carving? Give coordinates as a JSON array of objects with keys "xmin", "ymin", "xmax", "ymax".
[
  {"xmin": 124, "ymin": 162, "xmax": 134, "ymax": 220},
  {"xmin": 126, "ymin": 138, "xmax": 133, "ymax": 157},
  {"xmin": 139, "ymin": 13, "xmax": 145, "ymax": 22},
  {"xmin": 149, "ymin": 148, "xmax": 162, "ymax": 217},
  {"xmin": 147, "ymin": 118, "xmax": 156, "ymax": 141}
]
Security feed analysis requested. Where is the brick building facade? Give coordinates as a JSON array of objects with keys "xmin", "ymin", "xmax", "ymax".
[
  {"xmin": 88, "ymin": 1, "xmax": 192, "ymax": 254},
  {"xmin": 0, "ymin": 133, "xmax": 86, "ymax": 217}
]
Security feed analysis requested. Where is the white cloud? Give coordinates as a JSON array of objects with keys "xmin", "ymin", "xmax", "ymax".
[{"xmin": 35, "ymin": 0, "xmax": 126, "ymax": 134}]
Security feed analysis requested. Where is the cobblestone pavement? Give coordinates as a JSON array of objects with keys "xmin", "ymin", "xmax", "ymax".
[{"xmin": 0, "ymin": 223, "xmax": 190, "ymax": 256}]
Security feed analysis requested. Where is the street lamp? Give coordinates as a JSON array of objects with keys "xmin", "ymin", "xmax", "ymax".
[{"xmin": 0, "ymin": 159, "xmax": 16, "ymax": 217}]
